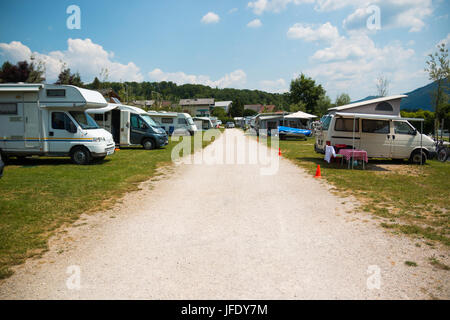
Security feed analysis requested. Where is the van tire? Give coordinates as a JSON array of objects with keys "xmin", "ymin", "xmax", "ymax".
[
  {"xmin": 142, "ymin": 139, "xmax": 155, "ymax": 150},
  {"xmin": 71, "ymin": 147, "xmax": 91, "ymax": 165},
  {"xmin": 409, "ymin": 149, "xmax": 427, "ymax": 165}
]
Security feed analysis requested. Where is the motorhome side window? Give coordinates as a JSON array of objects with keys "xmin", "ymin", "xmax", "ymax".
[
  {"xmin": 162, "ymin": 118, "xmax": 173, "ymax": 124},
  {"xmin": 0, "ymin": 103, "xmax": 17, "ymax": 115},
  {"xmin": 93, "ymin": 113, "xmax": 107, "ymax": 122},
  {"xmin": 46, "ymin": 89, "xmax": 66, "ymax": 97},
  {"xmin": 362, "ymin": 120, "xmax": 390, "ymax": 134},
  {"xmin": 335, "ymin": 118, "xmax": 359, "ymax": 132},
  {"xmin": 394, "ymin": 121, "xmax": 415, "ymax": 135},
  {"xmin": 178, "ymin": 118, "xmax": 186, "ymax": 125},
  {"xmin": 52, "ymin": 112, "xmax": 72, "ymax": 130}
]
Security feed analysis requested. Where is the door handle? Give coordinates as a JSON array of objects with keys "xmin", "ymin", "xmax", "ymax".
[{"xmin": 49, "ymin": 131, "xmax": 54, "ymax": 136}]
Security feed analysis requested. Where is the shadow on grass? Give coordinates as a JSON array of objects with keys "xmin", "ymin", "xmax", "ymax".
[{"xmin": 6, "ymin": 157, "xmax": 112, "ymax": 167}]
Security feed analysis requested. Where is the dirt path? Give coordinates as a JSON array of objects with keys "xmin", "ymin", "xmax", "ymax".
[{"xmin": 0, "ymin": 129, "xmax": 448, "ymax": 299}]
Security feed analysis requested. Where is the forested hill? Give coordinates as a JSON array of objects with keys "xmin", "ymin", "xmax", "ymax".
[{"xmin": 88, "ymin": 81, "xmax": 290, "ymax": 107}]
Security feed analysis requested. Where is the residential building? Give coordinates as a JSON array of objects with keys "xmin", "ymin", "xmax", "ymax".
[{"xmin": 179, "ymin": 98, "xmax": 215, "ymax": 117}]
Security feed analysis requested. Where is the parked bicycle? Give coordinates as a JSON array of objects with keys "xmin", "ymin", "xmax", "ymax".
[{"xmin": 436, "ymin": 140, "xmax": 449, "ymax": 162}]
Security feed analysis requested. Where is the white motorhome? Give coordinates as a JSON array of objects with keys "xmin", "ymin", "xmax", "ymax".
[
  {"xmin": 193, "ymin": 117, "xmax": 213, "ymax": 130},
  {"xmin": 87, "ymin": 104, "xmax": 168, "ymax": 150},
  {"xmin": 0, "ymin": 84, "xmax": 115, "ymax": 164},
  {"xmin": 147, "ymin": 111, "xmax": 197, "ymax": 135},
  {"xmin": 315, "ymin": 95, "xmax": 436, "ymax": 164}
]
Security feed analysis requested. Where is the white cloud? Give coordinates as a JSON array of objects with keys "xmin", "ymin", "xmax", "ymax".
[
  {"xmin": 201, "ymin": 12, "xmax": 220, "ymax": 24},
  {"xmin": 148, "ymin": 68, "xmax": 247, "ymax": 88},
  {"xmin": 259, "ymin": 78, "xmax": 288, "ymax": 93},
  {"xmin": 228, "ymin": 8, "xmax": 238, "ymax": 14},
  {"xmin": 303, "ymin": 28, "xmax": 421, "ymax": 98},
  {"xmin": 248, "ymin": 0, "xmax": 314, "ymax": 15},
  {"xmin": 342, "ymin": 0, "xmax": 433, "ymax": 33},
  {"xmin": 0, "ymin": 39, "xmax": 143, "ymax": 82},
  {"xmin": 247, "ymin": 19, "xmax": 263, "ymax": 28},
  {"xmin": 287, "ymin": 22, "xmax": 339, "ymax": 42}
]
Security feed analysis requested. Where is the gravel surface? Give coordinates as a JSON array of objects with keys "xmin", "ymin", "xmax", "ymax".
[{"xmin": 0, "ymin": 129, "xmax": 448, "ymax": 299}]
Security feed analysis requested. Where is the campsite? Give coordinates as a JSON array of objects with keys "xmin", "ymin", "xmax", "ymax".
[{"xmin": 0, "ymin": 0, "xmax": 449, "ymax": 306}]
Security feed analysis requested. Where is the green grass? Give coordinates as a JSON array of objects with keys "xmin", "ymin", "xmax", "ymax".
[
  {"xmin": 0, "ymin": 131, "xmax": 218, "ymax": 279},
  {"xmin": 258, "ymin": 135, "xmax": 450, "ymax": 246}
]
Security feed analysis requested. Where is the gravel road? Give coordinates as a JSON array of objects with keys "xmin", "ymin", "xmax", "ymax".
[{"xmin": 0, "ymin": 129, "xmax": 448, "ymax": 299}]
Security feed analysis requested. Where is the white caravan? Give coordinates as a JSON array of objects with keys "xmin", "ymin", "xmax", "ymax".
[
  {"xmin": 148, "ymin": 111, "xmax": 197, "ymax": 135},
  {"xmin": 87, "ymin": 104, "xmax": 168, "ymax": 150},
  {"xmin": 0, "ymin": 84, "xmax": 115, "ymax": 165},
  {"xmin": 315, "ymin": 95, "xmax": 436, "ymax": 164},
  {"xmin": 193, "ymin": 117, "xmax": 213, "ymax": 130}
]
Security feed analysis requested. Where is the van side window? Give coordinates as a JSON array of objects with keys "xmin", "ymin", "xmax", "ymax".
[
  {"xmin": 162, "ymin": 118, "xmax": 173, "ymax": 124},
  {"xmin": 52, "ymin": 112, "xmax": 71, "ymax": 130},
  {"xmin": 335, "ymin": 118, "xmax": 359, "ymax": 132},
  {"xmin": 131, "ymin": 115, "xmax": 147, "ymax": 130},
  {"xmin": 93, "ymin": 113, "xmax": 107, "ymax": 122},
  {"xmin": 0, "ymin": 103, "xmax": 17, "ymax": 115},
  {"xmin": 46, "ymin": 89, "xmax": 66, "ymax": 97},
  {"xmin": 375, "ymin": 102, "xmax": 393, "ymax": 112},
  {"xmin": 394, "ymin": 121, "xmax": 415, "ymax": 135},
  {"xmin": 362, "ymin": 120, "xmax": 390, "ymax": 134},
  {"xmin": 178, "ymin": 118, "xmax": 187, "ymax": 125}
]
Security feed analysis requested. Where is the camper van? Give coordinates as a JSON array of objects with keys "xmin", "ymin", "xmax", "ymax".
[
  {"xmin": 87, "ymin": 104, "xmax": 168, "ymax": 150},
  {"xmin": 0, "ymin": 84, "xmax": 115, "ymax": 165},
  {"xmin": 315, "ymin": 95, "xmax": 436, "ymax": 164},
  {"xmin": 147, "ymin": 111, "xmax": 197, "ymax": 135}
]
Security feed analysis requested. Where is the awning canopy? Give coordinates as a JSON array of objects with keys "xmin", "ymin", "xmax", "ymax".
[
  {"xmin": 285, "ymin": 111, "xmax": 317, "ymax": 119},
  {"xmin": 86, "ymin": 104, "xmax": 119, "ymax": 114},
  {"xmin": 0, "ymin": 84, "xmax": 43, "ymax": 92},
  {"xmin": 335, "ymin": 112, "xmax": 424, "ymax": 122}
]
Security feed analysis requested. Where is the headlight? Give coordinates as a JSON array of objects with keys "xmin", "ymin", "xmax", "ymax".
[{"xmin": 92, "ymin": 137, "xmax": 106, "ymax": 142}]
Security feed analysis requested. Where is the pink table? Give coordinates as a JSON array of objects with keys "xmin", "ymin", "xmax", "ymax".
[{"xmin": 338, "ymin": 149, "xmax": 368, "ymax": 169}]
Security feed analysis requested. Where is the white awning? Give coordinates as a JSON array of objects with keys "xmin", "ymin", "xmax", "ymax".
[
  {"xmin": 0, "ymin": 84, "xmax": 43, "ymax": 92},
  {"xmin": 259, "ymin": 115, "xmax": 283, "ymax": 121},
  {"xmin": 335, "ymin": 112, "xmax": 424, "ymax": 122},
  {"xmin": 86, "ymin": 105, "xmax": 119, "ymax": 114},
  {"xmin": 285, "ymin": 111, "xmax": 317, "ymax": 119}
]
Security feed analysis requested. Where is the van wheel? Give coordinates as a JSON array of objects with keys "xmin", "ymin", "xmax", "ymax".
[
  {"xmin": 142, "ymin": 139, "xmax": 155, "ymax": 150},
  {"xmin": 71, "ymin": 147, "xmax": 91, "ymax": 165},
  {"xmin": 409, "ymin": 149, "xmax": 427, "ymax": 165}
]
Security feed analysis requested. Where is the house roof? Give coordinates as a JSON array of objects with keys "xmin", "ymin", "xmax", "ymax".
[
  {"xmin": 328, "ymin": 95, "xmax": 407, "ymax": 112},
  {"xmin": 180, "ymin": 98, "xmax": 214, "ymax": 106}
]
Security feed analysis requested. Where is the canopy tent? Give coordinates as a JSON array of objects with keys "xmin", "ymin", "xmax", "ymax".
[{"xmin": 285, "ymin": 111, "xmax": 317, "ymax": 119}]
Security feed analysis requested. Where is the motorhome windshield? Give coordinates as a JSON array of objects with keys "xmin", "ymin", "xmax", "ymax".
[
  {"xmin": 141, "ymin": 115, "xmax": 159, "ymax": 127},
  {"xmin": 321, "ymin": 114, "xmax": 332, "ymax": 130},
  {"xmin": 69, "ymin": 111, "xmax": 99, "ymax": 129},
  {"xmin": 187, "ymin": 117, "xmax": 194, "ymax": 125}
]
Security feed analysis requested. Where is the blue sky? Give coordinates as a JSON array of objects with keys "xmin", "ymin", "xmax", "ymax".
[{"xmin": 0, "ymin": 0, "xmax": 449, "ymax": 100}]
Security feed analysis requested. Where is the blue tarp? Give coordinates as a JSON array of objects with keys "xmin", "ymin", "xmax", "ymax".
[{"xmin": 278, "ymin": 126, "xmax": 312, "ymax": 137}]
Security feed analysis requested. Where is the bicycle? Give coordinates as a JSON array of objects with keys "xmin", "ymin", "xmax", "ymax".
[{"xmin": 436, "ymin": 140, "xmax": 449, "ymax": 162}]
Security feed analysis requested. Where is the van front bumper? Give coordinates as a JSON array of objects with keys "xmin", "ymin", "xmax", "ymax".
[
  {"xmin": 156, "ymin": 135, "xmax": 169, "ymax": 147},
  {"xmin": 89, "ymin": 144, "xmax": 115, "ymax": 157}
]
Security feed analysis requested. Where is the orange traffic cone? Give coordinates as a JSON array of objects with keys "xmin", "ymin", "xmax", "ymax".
[
  {"xmin": 279, "ymin": 148, "xmax": 282, "ymax": 156},
  {"xmin": 257, "ymin": 137, "xmax": 259, "ymax": 143},
  {"xmin": 314, "ymin": 165, "xmax": 321, "ymax": 178}
]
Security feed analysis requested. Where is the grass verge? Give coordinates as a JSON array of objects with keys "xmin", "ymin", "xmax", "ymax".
[{"xmin": 0, "ymin": 131, "xmax": 218, "ymax": 279}]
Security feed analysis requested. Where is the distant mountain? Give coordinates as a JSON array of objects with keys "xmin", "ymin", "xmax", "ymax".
[{"xmin": 353, "ymin": 80, "xmax": 449, "ymax": 111}]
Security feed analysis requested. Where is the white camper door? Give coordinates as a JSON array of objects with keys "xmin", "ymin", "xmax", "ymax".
[
  {"xmin": 120, "ymin": 110, "xmax": 130, "ymax": 146},
  {"xmin": 23, "ymin": 103, "xmax": 41, "ymax": 148}
]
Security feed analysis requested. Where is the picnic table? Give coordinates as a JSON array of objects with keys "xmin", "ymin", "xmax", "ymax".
[{"xmin": 338, "ymin": 149, "xmax": 368, "ymax": 169}]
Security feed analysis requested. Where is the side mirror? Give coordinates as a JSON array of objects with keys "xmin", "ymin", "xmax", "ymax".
[
  {"xmin": 66, "ymin": 121, "xmax": 77, "ymax": 133},
  {"xmin": 414, "ymin": 129, "xmax": 418, "ymax": 136}
]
